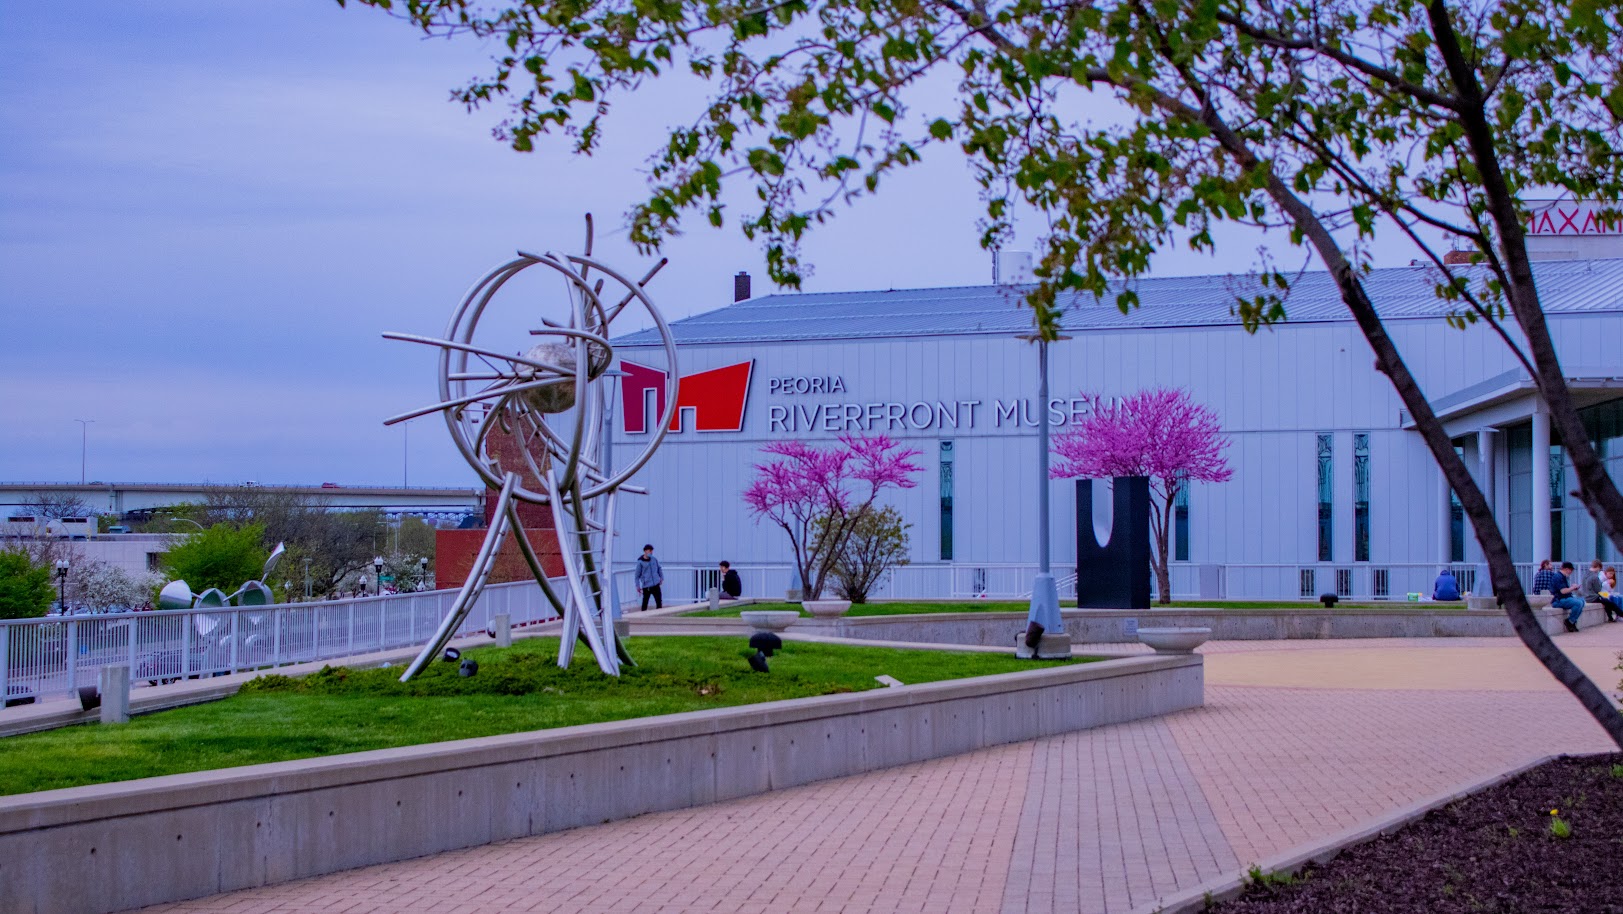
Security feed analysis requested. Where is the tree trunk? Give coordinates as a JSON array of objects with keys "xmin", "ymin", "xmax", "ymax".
[
  {"xmin": 1154, "ymin": 497, "xmax": 1174, "ymax": 605},
  {"xmin": 1425, "ymin": 0, "xmax": 1623, "ymax": 560},
  {"xmin": 1257, "ymin": 174, "xmax": 1623, "ymax": 749}
]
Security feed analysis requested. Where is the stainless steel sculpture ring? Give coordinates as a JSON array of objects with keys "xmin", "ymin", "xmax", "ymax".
[{"xmin": 383, "ymin": 215, "xmax": 678, "ymax": 680}]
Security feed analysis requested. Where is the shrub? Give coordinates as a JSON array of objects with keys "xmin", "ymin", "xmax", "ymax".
[{"xmin": 0, "ymin": 548, "xmax": 53, "ymax": 620}]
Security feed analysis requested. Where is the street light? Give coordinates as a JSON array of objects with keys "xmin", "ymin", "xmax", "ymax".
[
  {"xmin": 73, "ymin": 419, "xmax": 94, "ymax": 485},
  {"xmin": 373, "ymin": 556, "xmax": 385, "ymax": 595},
  {"xmin": 1018, "ymin": 329, "xmax": 1072, "ymax": 647},
  {"xmin": 418, "ymin": 556, "xmax": 429, "ymax": 592},
  {"xmin": 53, "ymin": 560, "xmax": 69, "ymax": 614},
  {"xmin": 303, "ymin": 557, "xmax": 313, "ymax": 601}
]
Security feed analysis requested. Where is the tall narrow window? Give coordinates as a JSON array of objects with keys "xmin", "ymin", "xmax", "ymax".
[
  {"xmin": 1317, "ymin": 434, "xmax": 1334, "ymax": 561},
  {"xmin": 1354, "ymin": 432, "xmax": 1371, "ymax": 562},
  {"xmin": 939, "ymin": 441, "xmax": 954, "ymax": 561},
  {"xmin": 1550, "ymin": 443, "xmax": 1565, "ymax": 560},
  {"xmin": 1450, "ymin": 446, "xmax": 1465, "ymax": 562},
  {"xmin": 1173, "ymin": 477, "xmax": 1190, "ymax": 562}
]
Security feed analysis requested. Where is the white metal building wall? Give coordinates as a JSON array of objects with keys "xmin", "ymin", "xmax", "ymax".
[{"xmin": 611, "ymin": 309, "xmax": 1621, "ymax": 578}]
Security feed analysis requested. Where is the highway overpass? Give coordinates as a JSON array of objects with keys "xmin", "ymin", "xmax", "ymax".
[{"xmin": 0, "ymin": 482, "xmax": 483, "ymax": 520}]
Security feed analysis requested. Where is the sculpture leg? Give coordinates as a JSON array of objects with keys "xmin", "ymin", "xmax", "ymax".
[
  {"xmin": 542, "ymin": 472, "xmax": 619, "ymax": 676},
  {"xmin": 399, "ymin": 472, "xmax": 519, "ymax": 682}
]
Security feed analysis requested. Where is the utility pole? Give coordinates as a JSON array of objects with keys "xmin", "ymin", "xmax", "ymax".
[{"xmin": 74, "ymin": 419, "xmax": 94, "ymax": 484}]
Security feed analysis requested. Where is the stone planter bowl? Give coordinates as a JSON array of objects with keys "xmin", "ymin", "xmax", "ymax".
[
  {"xmin": 1137, "ymin": 626, "xmax": 1212, "ymax": 654},
  {"xmin": 802, "ymin": 599, "xmax": 853, "ymax": 619},
  {"xmin": 740, "ymin": 610, "xmax": 801, "ymax": 633}
]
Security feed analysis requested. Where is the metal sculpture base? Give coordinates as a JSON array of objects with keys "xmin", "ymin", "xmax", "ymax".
[{"xmin": 399, "ymin": 471, "xmax": 630, "ymax": 681}]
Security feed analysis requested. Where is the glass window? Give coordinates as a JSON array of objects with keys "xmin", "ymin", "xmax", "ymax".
[
  {"xmin": 939, "ymin": 441, "xmax": 954, "ymax": 561},
  {"xmin": 1354, "ymin": 433, "xmax": 1370, "ymax": 562},
  {"xmin": 1450, "ymin": 445, "xmax": 1465, "ymax": 563},
  {"xmin": 1317, "ymin": 433, "xmax": 1333, "ymax": 562},
  {"xmin": 1174, "ymin": 479, "xmax": 1190, "ymax": 562}
]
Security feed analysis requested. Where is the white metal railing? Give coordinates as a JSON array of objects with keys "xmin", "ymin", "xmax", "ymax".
[
  {"xmin": 655, "ymin": 560, "xmax": 1546, "ymax": 605},
  {"xmin": 1, "ymin": 579, "xmax": 571, "ymax": 705}
]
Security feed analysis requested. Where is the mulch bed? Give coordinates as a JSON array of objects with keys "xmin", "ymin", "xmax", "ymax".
[{"xmin": 1214, "ymin": 753, "xmax": 1623, "ymax": 914}]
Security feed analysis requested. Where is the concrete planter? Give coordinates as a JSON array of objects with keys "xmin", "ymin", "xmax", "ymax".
[
  {"xmin": 1137, "ymin": 626, "xmax": 1212, "ymax": 654},
  {"xmin": 0, "ymin": 653, "xmax": 1203, "ymax": 914},
  {"xmin": 803, "ymin": 599, "xmax": 853, "ymax": 619},
  {"xmin": 740, "ymin": 610, "xmax": 800, "ymax": 633}
]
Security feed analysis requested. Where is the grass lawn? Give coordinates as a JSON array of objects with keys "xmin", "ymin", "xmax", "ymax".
[
  {"xmin": 0, "ymin": 636, "xmax": 1071, "ymax": 797},
  {"xmin": 683, "ymin": 601, "xmax": 1032, "ymax": 617},
  {"xmin": 684, "ymin": 599, "xmax": 1459, "ymax": 616}
]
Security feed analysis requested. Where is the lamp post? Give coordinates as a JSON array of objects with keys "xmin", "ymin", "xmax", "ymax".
[
  {"xmin": 73, "ymin": 419, "xmax": 94, "ymax": 484},
  {"xmin": 1018, "ymin": 330, "xmax": 1071, "ymax": 648},
  {"xmin": 303, "ymin": 557, "xmax": 313, "ymax": 601},
  {"xmin": 54, "ymin": 560, "xmax": 69, "ymax": 614},
  {"xmin": 373, "ymin": 556, "xmax": 385, "ymax": 595},
  {"xmin": 418, "ymin": 556, "xmax": 429, "ymax": 592}
]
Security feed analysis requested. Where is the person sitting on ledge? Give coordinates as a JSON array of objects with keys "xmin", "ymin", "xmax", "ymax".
[
  {"xmin": 1552, "ymin": 562, "xmax": 1586, "ymax": 632},
  {"xmin": 1432, "ymin": 568, "xmax": 1462, "ymax": 602},
  {"xmin": 1580, "ymin": 559, "xmax": 1619, "ymax": 623},
  {"xmin": 719, "ymin": 560, "xmax": 742, "ymax": 600},
  {"xmin": 1531, "ymin": 558, "xmax": 1561, "ymax": 595}
]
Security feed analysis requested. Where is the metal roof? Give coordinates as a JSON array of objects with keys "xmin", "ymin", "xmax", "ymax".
[{"xmin": 617, "ymin": 258, "xmax": 1623, "ymax": 346}]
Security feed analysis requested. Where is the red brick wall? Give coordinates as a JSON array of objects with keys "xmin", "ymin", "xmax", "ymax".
[{"xmin": 435, "ymin": 528, "xmax": 564, "ymax": 591}]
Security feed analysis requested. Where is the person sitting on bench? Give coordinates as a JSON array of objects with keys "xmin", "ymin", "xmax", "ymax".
[{"xmin": 1432, "ymin": 568, "xmax": 1461, "ymax": 602}]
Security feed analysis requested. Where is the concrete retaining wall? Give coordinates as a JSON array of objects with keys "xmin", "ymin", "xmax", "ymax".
[
  {"xmin": 803, "ymin": 605, "xmax": 1603, "ymax": 646},
  {"xmin": 0, "ymin": 653, "xmax": 1200, "ymax": 914}
]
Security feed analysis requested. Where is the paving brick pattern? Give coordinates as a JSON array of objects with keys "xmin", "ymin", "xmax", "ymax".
[{"xmin": 135, "ymin": 626, "xmax": 1623, "ymax": 914}]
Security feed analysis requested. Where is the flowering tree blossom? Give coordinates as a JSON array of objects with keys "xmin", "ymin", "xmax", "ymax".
[
  {"xmin": 1051, "ymin": 388, "xmax": 1232, "ymax": 605},
  {"xmin": 744, "ymin": 434, "xmax": 923, "ymax": 601}
]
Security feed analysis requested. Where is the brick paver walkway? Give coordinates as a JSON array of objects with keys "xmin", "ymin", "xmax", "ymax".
[{"xmin": 135, "ymin": 625, "xmax": 1623, "ymax": 914}]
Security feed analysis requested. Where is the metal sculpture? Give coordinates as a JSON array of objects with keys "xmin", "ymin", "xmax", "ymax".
[
  {"xmin": 1074, "ymin": 477, "xmax": 1152, "ymax": 609},
  {"xmin": 158, "ymin": 542, "xmax": 285, "ymax": 609},
  {"xmin": 383, "ymin": 215, "xmax": 678, "ymax": 681}
]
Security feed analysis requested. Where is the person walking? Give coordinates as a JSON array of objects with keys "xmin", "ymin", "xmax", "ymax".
[
  {"xmin": 1551, "ymin": 561, "xmax": 1585, "ymax": 632},
  {"xmin": 719, "ymin": 561, "xmax": 742, "ymax": 600},
  {"xmin": 635, "ymin": 544, "xmax": 664, "ymax": 611}
]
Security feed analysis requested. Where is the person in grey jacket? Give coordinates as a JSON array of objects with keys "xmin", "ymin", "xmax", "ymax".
[
  {"xmin": 635, "ymin": 544, "xmax": 664, "ymax": 611},
  {"xmin": 1580, "ymin": 559, "xmax": 1620, "ymax": 623}
]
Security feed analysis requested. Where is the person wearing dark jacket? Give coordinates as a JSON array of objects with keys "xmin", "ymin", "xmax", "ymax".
[
  {"xmin": 635, "ymin": 544, "xmax": 664, "ymax": 611},
  {"xmin": 1552, "ymin": 562, "xmax": 1585, "ymax": 632},
  {"xmin": 719, "ymin": 561, "xmax": 742, "ymax": 600}
]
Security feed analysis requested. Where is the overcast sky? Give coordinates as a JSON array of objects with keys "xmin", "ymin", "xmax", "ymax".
[{"xmin": 1, "ymin": 1, "xmax": 1408, "ymax": 488}]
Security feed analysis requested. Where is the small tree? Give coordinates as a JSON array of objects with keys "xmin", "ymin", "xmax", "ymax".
[
  {"xmin": 1052, "ymin": 389, "xmax": 1233, "ymax": 605},
  {"xmin": 75, "ymin": 563, "xmax": 160, "ymax": 611},
  {"xmin": 0, "ymin": 548, "xmax": 53, "ymax": 620},
  {"xmin": 830, "ymin": 506, "xmax": 910, "ymax": 604},
  {"xmin": 161, "ymin": 524, "xmax": 269, "ymax": 593},
  {"xmin": 744, "ymin": 434, "xmax": 922, "ymax": 601}
]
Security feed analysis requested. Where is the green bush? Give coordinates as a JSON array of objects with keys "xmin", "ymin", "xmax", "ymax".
[
  {"xmin": 161, "ymin": 523, "xmax": 268, "ymax": 592},
  {"xmin": 0, "ymin": 548, "xmax": 53, "ymax": 619}
]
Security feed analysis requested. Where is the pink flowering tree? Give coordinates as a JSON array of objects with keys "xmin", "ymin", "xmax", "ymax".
[
  {"xmin": 1051, "ymin": 388, "xmax": 1232, "ymax": 605},
  {"xmin": 744, "ymin": 434, "xmax": 923, "ymax": 601}
]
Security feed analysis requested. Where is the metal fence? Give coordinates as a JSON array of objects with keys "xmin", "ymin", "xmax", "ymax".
[
  {"xmin": 661, "ymin": 560, "xmax": 1544, "ymax": 605},
  {"xmin": 4, "ymin": 558, "xmax": 1546, "ymax": 705},
  {"xmin": 0, "ymin": 579, "xmax": 573, "ymax": 705}
]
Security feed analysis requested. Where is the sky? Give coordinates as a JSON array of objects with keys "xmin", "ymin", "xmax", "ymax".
[{"xmin": 0, "ymin": 1, "xmax": 1411, "ymax": 489}]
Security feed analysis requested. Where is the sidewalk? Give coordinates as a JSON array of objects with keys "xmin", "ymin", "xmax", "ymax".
[{"xmin": 132, "ymin": 625, "xmax": 1623, "ymax": 914}]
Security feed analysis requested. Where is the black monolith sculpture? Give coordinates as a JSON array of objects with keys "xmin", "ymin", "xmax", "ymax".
[{"xmin": 1075, "ymin": 477, "xmax": 1152, "ymax": 609}]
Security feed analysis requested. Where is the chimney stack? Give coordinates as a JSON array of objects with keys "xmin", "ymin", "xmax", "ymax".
[{"xmin": 734, "ymin": 271, "xmax": 752, "ymax": 302}]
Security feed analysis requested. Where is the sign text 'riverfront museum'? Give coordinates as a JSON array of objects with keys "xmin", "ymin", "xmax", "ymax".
[{"xmin": 607, "ymin": 253, "xmax": 1623, "ymax": 603}]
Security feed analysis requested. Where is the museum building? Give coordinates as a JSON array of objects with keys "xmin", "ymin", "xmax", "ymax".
[{"xmin": 611, "ymin": 241, "xmax": 1623, "ymax": 603}]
